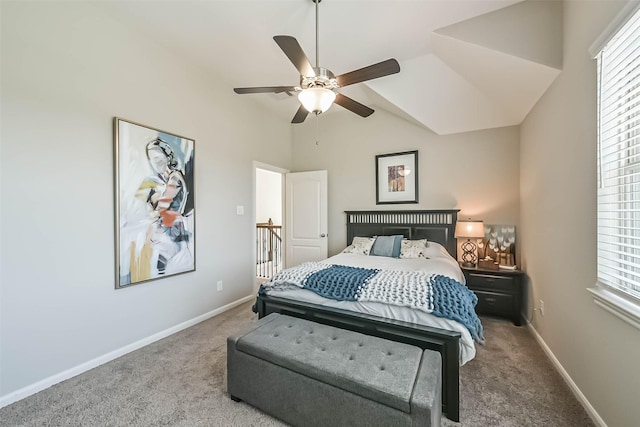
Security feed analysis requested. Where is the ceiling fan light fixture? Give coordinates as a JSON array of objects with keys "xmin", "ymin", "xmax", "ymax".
[{"xmin": 298, "ymin": 87, "xmax": 336, "ymax": 114}]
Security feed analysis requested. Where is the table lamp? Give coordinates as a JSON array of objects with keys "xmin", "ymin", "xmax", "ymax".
[{"xmin": 455, "ymin": 219, "xmax": 485, "ymax": 268}]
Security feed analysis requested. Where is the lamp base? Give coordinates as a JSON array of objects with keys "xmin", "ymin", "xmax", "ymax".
[{"xmin": 460, "ymin": 239, "xmax": 478, "ymax": 268}]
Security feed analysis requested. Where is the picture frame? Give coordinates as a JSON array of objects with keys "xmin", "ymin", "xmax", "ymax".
[
  {"xmin": 114, "ymin": 117, "xmax": 195, "ymax": 289},
  {"xmin": 479, "ymin": 224, "xmax": 517, "ymax": 269},
  {"xmin": 375, "ymin": 150, "xmax": 418, "ymax": 204}
]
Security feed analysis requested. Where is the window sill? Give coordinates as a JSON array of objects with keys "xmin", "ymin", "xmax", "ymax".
[{"xmin": 587, "ymin": 286, "xmax": 640, "ymax": 331}]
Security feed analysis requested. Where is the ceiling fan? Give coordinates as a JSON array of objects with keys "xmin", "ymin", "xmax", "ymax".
[{"xmin": 233, "ymin": 0, "xmax": 401, "ymax": 124}]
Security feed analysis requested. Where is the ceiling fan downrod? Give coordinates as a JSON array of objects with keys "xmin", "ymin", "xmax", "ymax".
[
  {"xmin": 304, "ymin": 0, "xmax": 336, "ymax": 94},
  {"xmin": 314, "ymin": 0, "xmax": 321, "ymax": 68}
]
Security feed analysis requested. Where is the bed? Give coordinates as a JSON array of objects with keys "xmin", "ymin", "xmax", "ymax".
[{"xmin": 254, "ymin": 209, "xmax": 474, "ymax": 421}]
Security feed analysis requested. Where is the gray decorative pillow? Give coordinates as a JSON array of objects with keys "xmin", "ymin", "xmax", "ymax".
[
  {"xmin": 370, "ymin": 235, "xmax": 403, "ymax": 258},
  {"xmin": 400, "ymin": 239, "xmax": 430, "ymax": 259},
  {"xmin": 341, "ymin": 236, "xmax": 376, "ymax": 255}
]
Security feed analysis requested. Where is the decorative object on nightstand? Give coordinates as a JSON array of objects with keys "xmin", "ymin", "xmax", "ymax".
[
  {"xmin": 455, "ymin": 219, "xmax": 484, "ymax": 268},
  {"xmin": 483, "ymin": 224, "xmax": 516, "ymax": 269},
  {"xmin": 462, "ymin": 266, "xmax": 525, "ymax": 326}
]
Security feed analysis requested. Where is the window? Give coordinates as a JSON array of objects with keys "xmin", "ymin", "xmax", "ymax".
[{"xmin": 591, "ymin": 1, "xmax": 640, "ymax": 329}]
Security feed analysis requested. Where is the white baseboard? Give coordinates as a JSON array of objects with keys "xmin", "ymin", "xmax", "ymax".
[
  {"xmin": 526, "ymin": 323, "xmax": 607, "ymax": 427},
  {"xmin": 0, "ymin": 294, "xmax": 255, "ymax": 409}
]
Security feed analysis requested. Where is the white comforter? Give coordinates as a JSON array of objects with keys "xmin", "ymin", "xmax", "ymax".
[{"xmin": 263, "ymin": 243, "xmax": 477, "ymax": 365}]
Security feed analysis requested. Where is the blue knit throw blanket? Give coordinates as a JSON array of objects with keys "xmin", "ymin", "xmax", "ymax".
[{"xmin": 264, "ymin": 263, "xmax": 484, "ymax": 342}]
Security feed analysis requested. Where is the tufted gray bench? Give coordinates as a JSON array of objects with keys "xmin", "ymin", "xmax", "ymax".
[{"xmin": 227, "ymin": 313, "xmax": 442, "ymax": 427}]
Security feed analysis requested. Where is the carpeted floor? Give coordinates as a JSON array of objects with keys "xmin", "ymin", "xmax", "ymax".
[{"xmin": 0, "ymin": 301, "xmax": 594, "ymax": 427}]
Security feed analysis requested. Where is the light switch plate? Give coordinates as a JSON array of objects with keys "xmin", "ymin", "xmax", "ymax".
[{"xmin": 236, "ymin": 205, "xmax": 244, "ymax": 215}]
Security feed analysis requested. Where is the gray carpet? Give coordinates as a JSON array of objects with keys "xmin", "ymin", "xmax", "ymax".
[{"xmin": 0, "ymin": 302, "xmax": 593, "ymax": 427}]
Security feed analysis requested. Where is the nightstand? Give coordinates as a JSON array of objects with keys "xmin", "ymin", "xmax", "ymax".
[{"xmin": 461, "ymin": 266, "xmax": 525, "ymax": 326}]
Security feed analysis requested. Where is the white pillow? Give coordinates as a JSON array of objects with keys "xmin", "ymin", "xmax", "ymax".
[
  {"xmin": 421, "ymin": 241, "xmax": 452, "ymax": 258},
  {"xmin": 400, "ymin": 239, "xmax": 430, "ymax": 259},
  {"xmin": 341, "ymin": 236, "xmax": 376, "ymax": 256}
]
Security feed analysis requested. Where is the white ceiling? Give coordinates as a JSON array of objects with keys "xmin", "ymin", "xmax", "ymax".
[{"xmin": 99, "ymin": 0, "xmax": 562, "ymax": 135}]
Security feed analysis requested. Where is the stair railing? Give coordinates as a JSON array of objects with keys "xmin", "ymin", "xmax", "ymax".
[{"xmin": 256, "ymin": 219, "xmax": 282, "ymax": 279}]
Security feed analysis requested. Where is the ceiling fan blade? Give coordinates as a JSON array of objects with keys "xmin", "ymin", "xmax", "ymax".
[
  {"xmin": 233, "ymin": 86, "xmax": 297, "ymax": 94},
  {"xmin": 274, "ymin": 35, "xmax": 315, "ymax": 78},
  {"xmin": 334, "ymin": 93, "xmax": 374, "ymax": 118},
  {"xmin": 336, "ymin": 59, "xmax": 400, "ymax": 88},
  {"xmin": 291, "ymin": 105, "xmax": 310, "ymax": 124}
]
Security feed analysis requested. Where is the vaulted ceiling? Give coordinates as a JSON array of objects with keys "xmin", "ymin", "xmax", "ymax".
[{"xmin": 100, "ymin": 0, "xmax": 562, "ymax": 135}]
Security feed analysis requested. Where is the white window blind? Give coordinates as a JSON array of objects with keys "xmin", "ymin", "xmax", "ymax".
[{"xmin": 597, "ymin": 5, "xmax": 640, "ymax": 304}]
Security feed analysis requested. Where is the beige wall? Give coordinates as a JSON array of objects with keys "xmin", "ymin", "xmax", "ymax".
[
  {"xmin": 292, "ymin": 110, "xmax": 520, "ymax": 256},
  {"xmin": 520, "ymin": 1, "xmax": 639, "ymax": 426},
  {"xmin": 0, "ymin": 1, "xmax": 291, "ymax": 398}
]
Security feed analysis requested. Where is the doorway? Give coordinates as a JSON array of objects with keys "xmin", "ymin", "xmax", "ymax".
[{"xmin": 254, "ymin": 163, "xmax": 286, "ymax": 287}]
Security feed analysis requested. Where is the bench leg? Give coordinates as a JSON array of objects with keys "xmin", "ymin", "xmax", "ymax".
[{"xmin": 230, "ymin": 395, "xmax": 242, "ymax": 402}]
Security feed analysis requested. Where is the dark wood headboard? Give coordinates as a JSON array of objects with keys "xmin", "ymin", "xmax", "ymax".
[{"xmin": 345, "ymin": 210, "xmax": 460, "ymax": 258}]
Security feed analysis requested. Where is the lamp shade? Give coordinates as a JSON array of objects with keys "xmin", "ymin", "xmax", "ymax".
[
  {"xmin": 455, "ymin": 220, "xmax": 485, "ymax": 238},
  {"xmin": 298, "ymin": 87, "xmax": 336, "ymax": 114}
]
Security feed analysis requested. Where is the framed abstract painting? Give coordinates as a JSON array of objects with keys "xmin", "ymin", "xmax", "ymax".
[
  {"xmin": 114, "ymin": 117, "xmax": 195, "ymax": 288},
  {"xmin": 375, "ymin": 150, "xmax": 418, "ymax": 204}
]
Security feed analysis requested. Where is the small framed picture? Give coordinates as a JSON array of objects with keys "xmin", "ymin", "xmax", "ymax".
[{"xmin": 375, "ymin": 150, "xmax": 418, "ymax": 204}]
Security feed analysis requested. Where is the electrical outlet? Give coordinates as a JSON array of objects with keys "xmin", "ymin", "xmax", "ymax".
[
  {"xmin": 217, "ymin": 280, "xmax": 223, "ymax": 292},
  {"xmin": 539, "ymin": 300, "xmax": 545, "ymax": 316}
]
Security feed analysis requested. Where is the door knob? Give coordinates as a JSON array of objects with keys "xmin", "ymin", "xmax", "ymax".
[{"xmin": 320, "ymin": 233, "xmax": 327, "ymax": 237}]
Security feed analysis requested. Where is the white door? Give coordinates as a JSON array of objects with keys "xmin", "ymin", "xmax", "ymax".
[{"xmin": 285, "ymin": 170, "xmax": 328, "ymax": 268}]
